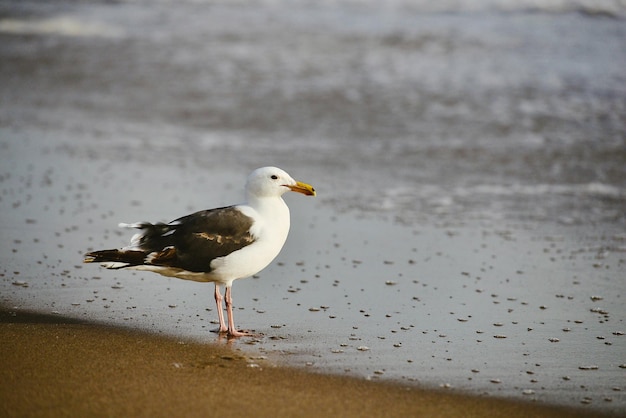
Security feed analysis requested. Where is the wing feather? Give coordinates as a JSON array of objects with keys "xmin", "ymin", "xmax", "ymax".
[{"xmin": 130, "ymin": 206, "xmax": 256, "ymax": 272}]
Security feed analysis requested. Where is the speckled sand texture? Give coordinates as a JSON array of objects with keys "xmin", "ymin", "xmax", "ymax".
[{"xmin": 0, "ymin": 310, "xmax": 595, "ymax": 418}]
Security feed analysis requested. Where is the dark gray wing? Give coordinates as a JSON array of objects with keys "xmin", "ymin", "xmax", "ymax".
[{"xmin": 131, "ymin": 206, "xmax": 256, "ymax": 272}]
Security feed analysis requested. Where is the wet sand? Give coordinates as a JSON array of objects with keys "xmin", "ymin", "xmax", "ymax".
[{"xmin": 0, "ymin": 309, "xmax": 598, "ymax": 418}]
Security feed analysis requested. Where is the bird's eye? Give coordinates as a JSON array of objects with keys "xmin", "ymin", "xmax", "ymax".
[{"xmin": 271, "ymin": 175, "xmax": 279, "ymax": 180}]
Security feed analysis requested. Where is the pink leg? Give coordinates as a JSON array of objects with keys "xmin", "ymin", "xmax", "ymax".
[
  {"xmin": 224, "ymin": 285, "xmax": 253, "ymax": 337},
  {"xmin": 213, "ymin": 283, "xmax": 228, "ymax": 333}
]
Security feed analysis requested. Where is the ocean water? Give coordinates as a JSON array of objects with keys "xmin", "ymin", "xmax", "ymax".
[
  {"xmin": 1, "ymin": 0, "xmax": 625, "ymax": 227},
  {"xmin": 1, "ymin": 0, "xmax": 625, "ymax": 412}
]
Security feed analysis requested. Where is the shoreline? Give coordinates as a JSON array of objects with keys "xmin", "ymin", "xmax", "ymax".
[{"xmin": 0, "ymin": 308, "xmax": 606, "ymax": 418}]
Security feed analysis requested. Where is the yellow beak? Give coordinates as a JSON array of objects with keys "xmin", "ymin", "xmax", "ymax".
[{"xmin": 288, "ymin": 181, "xmax": 316, "ymax": 196}]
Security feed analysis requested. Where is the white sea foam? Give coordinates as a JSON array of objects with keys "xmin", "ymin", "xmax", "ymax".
[
  {"xmin": 458, "ymin": 183, "xmax": 626, "ymax": 198},
  {"xmin": 137, "ymin": 0, "xmax": 626, "ymax": 18},
  {"xmin": 0, "ymin": 16, "xmax": 123, "ymax": 38}
]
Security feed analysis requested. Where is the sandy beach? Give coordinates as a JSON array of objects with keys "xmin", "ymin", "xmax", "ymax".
[
  {"xmin": 1, "ymin": 309, "xmax": 601, "ymax": 418},
  {"xmin": 1, "ymin": 0, "xmax": 625, "ymax": 416}
]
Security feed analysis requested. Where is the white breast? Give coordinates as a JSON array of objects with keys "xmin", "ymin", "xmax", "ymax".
[{"xmin": 209, "ymin": 197, "xmax": 291, "ymax": 286}]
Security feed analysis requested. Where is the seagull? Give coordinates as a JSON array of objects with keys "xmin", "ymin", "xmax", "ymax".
[{"xmin": 83, "ymin": 166, "xmax": 316, "ymax": 337}]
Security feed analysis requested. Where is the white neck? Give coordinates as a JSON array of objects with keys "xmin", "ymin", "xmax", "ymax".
[
  {"xmin": 247, "ymin": 194, "xmax": 289, "ymax": 216},
  {"xmin": 246, "ymin": 194, "xmax": 291, "ymax": 240}
]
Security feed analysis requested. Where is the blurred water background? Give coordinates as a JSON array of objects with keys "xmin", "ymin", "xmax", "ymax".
[{"xmin": 1, "ymin": 0, "xmax": 625, "ymax": 227}]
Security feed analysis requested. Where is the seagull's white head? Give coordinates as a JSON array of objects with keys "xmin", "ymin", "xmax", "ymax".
[{"xmin": 245, "ymin": 166, "xmax": 316, "ymax": 199}]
